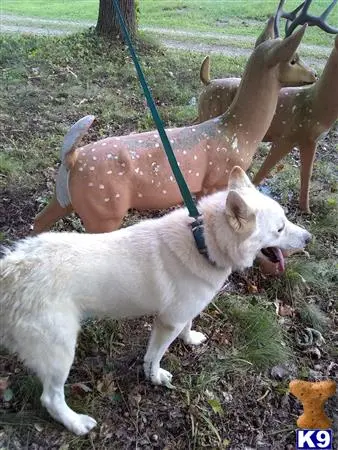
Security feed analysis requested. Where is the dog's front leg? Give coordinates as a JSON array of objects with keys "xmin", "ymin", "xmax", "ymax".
[
  {"xmin": 143, "ymin": 318, "xmax": 186, "ymax": 388},
  {"xmin": 179, "ymin": 320, "xmax": 207, "ymax": 346}
]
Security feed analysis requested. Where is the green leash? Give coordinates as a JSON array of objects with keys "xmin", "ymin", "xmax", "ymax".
[
  {"xmin": 112, "ymin": 0, "xmax": 215, "ymax": 265},
  {"xmin": 111, "ymin": 0, "xmax": 200, "ymax": 220},
  {"xmin": 111, "ymin": 0, "xmax": 214, "ymax": 263}
]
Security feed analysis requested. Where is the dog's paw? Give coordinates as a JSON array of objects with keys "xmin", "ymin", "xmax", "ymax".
[
  {"xmin": 183, "ymin": 330, "xmax": 207, "ymax": 346},
  {"xmin": 151, "ymin": 368, "xmax": 174, "ymax": 389},
  {"xmin": 70, "ymin": 414, "xmax": 97, "ymax": 435}
]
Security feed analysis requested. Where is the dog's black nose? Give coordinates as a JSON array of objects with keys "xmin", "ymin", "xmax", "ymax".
[{"xmin": 305, "ymin": 234, "xmax": 312, "ymax": 245}]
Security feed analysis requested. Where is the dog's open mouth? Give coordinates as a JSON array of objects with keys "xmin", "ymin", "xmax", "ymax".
[{"xmin": 261, "ymin": 247, "xmax": 285, "ymax": 272}]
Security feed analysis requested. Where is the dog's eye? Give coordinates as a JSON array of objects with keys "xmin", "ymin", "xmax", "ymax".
[{"xmin": 278, "ymin": 225, "xmax": 285, "ymax": 233}]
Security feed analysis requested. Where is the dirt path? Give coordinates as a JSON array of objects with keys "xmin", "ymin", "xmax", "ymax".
[
  {"xmin": 160, "ymin": 39, "xmax": 251, "ymax": 58},
  {"xmin": 1, "ymin": 14, "xmax": 329, "ymax": 68}
]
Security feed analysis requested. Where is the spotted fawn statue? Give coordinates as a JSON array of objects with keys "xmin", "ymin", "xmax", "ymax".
[
  {"xmin": 33, "ymin": 25, "xmax": 307, "ymax": 233},
  {"xmin": 197, "ymin": 4, "xmax": 338, "ymax": 213}
]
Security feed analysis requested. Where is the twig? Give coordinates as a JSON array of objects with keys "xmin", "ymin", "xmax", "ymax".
[{"xmin": 256, "ymin": 388, "xmax": 271, "ymax": 402}]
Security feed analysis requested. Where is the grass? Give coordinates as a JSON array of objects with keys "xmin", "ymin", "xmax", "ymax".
[
  {"xmin": 0, "ymin": 27, "xmax": 337, "ymax": 449},
  {"xmin": 1, "ymin": 0, "xmax": 337, "ymax": 47},
  {"xmin": 1, "ymin": 0, "xmax": 99, "ymax": 20},
  {"xmin": 216, "ymin": 294, "xmax": 291, "ymax": 370},
  {"xmin": 0, "ymin": 30, "xmax": 247, "ymax": 188}
]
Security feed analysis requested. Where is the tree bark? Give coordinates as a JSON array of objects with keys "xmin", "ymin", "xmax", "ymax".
[{"xmin": 96, "ymin": 0, "xmax": 136, "ymax": 38}]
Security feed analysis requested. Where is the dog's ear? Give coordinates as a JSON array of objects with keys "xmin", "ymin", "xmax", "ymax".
[
  {"xmin": 225, "ymin": 190, "xmax": 256, "ymax": 233},
  {"xmin": 228, "ymin": 166, "xmax": 253, "ymax": 190}
]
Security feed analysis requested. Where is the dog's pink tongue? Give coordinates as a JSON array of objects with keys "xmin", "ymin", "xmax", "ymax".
[{"xmin": 276, "ymin": 248, "xmax": 285, "ymax": 272}]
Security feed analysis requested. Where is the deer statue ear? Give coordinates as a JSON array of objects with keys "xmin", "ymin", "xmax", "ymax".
[
  {"xmin": 228, "ymin": 166, "xmax": 254, "ymax": 190},
  {"xmin": 266, "ymin": 23, "xmax": 307, "ymax": 66},
  {"xmin": 225, "ymin": 190, "xmax": 256, "ymax": 234},
  {"xmin": 255, "ymin": 16, "xmax": 275, "ymax": 47}
]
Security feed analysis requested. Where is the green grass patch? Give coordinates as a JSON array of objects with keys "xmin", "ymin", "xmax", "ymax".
[
  {"xmin": 0, "ymin": 152, "xmax": 22, "ymax": 176},
  {"xmin": 217, "ymin": 295, "xmax": 291, "ymax": 371},
  {"xmin": 1, "ymin": 0, "xmax": 337, "ymax": 47},
  {"xmin": 1, "ymin": 0, "xmax": 99, "ymax": 21},
  {"xmin": 298, "ymin": 302, "xmax": 329, "ymax": 333},
  {"xmin": 0, "ymin": 30, "xmax": 247, "ymax": 189}
]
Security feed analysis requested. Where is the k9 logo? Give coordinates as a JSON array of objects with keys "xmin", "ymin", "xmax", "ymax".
[{"xmin": 296, "ymin": 429, "xmax": 333, "ymax": 450}]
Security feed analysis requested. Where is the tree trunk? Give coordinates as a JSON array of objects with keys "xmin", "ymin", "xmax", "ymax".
[{"xmin": 96, "ymin": 0, "xmax": 136, "ymax": 38}]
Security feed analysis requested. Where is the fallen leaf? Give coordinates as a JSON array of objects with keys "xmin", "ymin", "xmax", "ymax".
[
  {"xmin": 97, "ymin": 373, "xmax": 116, "ymax": 395},
  {"xmin": 127, "ymin": 389, "xmax": 143, "ymax": 408},
  {"xmin": 223, "ymin": 438, "xmax": 231, "ymax": 448},
  {"xmin": 3, "ymin": 388, "xmax": 14, "ymax": 402},
  {"xmin": 58, "ymin": 444, "xmax": 70, "ymax": 450},
  {"xmin": 207, "ymin": 398, "xmax": 224, "ymax": 416},
  {"xmin": 71, "ymin": 382, "xmax": 92, "ymax": 397},
  {"xmin": 304, "ymin": 347, "xmax": 321, "ymax": 359},
  {"xmin": 0, "ymin": 377, "xmax": 9, "ymax": 395},
  {"xmin": 275, "ymin": 301, "xmax": 295, "ymax": 317},
  {"xmin": 34, "ymin": 423, "xmax": 43, "ymax": 432},
  {"xmin": 247, "ymin": 282, "xmax": 258, "ymax": 294},
  {"xmin": 271, "ymin": 365, "xmax": 290, "ymax": 380}
]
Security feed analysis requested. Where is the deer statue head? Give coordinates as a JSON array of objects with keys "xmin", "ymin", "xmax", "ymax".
[{"xmin": 256, "ymin": 15, "xmax": 317, "ymax": 86}]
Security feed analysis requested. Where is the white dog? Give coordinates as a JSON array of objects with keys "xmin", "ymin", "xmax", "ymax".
[{"xmin": 0, "ymin": 167, "xmax": 311, "ymax": 435}]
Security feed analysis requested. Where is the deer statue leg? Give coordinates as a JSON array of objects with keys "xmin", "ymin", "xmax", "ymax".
[
  {"xmin": 33, "ymin": 196, "xmax": 73, "ymax": 234},
  {"xmin": 299, "ymin": 141, "xmax": 317, "ymax": 214},
  {"xmin": 253, "ymin": 140, "xmax": 293, "ymax": 185},
  {"xmin": 82, "ymin": 217, "xmax": 123, "ymax": 233},
  {"xmin": 77, "ymin": 198, "xmax": 128, "ymax": 233}
]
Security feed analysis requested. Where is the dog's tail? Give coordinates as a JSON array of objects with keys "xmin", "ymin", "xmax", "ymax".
[
  {"xmin": 200, "ymin": 56, "xmax": 211, "ymax": 85},
  {"xmin": 33, "ymin": 115, "xmax": 95, "ymax": 234}
]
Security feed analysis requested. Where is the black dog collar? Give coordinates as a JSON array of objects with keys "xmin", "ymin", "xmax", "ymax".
[{"xmin": 190, "ymin": 217, "xmax": 216, "ymax": 266}]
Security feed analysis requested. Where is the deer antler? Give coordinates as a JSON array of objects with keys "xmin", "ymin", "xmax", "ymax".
[
  {"xmin": 274, "ymin": 0, "xmax": 286, "ymax": 37},
  {"xmin": 274, "ymin": 0, "xmax": 338, "ymax": 37}
]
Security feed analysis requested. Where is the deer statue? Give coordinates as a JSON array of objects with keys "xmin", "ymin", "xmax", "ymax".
[
  {"xmin": 199, "ymin": 17, "xmax": 316, "ymax": 101},
  {"xmin": 197, "ymin": 2, "xmax": 338, "ymax": 213},
  {"xmin": 33, "ymin": 24, "xmax": 307, "ymax": 234}
]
